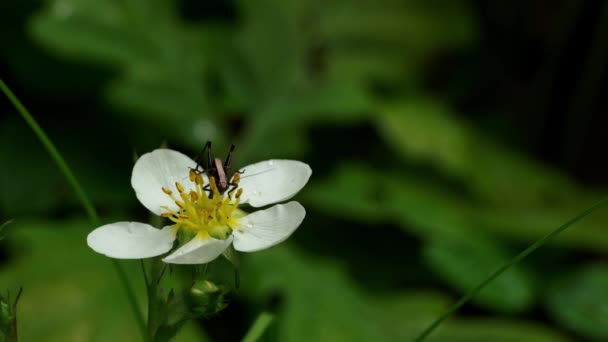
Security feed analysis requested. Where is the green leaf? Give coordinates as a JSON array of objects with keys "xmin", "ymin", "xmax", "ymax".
[
  {"xmin": 375, "ymin": 293, "xmax": 570, "ymax": 341},
  {"xmin": 423, "ymin": 236, "xmax": 534, "ymax": 313},
  {"xmin": 28, "ymin": 0, "xmax": 217, "ymax": 148},
  {"xmin": 29, "ymin": 0, "xmax": 157, "ymax": 66},
  {"xmin": 0, "ymin": 218, "xmax": 207, "ymax": 341},
  {"xmin": 241, "ymin": 245, "xmax": 566, "ymax": 342},
  {"xmin": 306, "ymin": 162, "xmax": 608, "ymax": 253},
  {"xmin": 303, "ymin": 163, "xmax": 393, "ymax": 223},
  {"xmin": 242, "ymin": 245, "xmax": 393, "ymax": 341},
  {"xmin": 0, "ymin": 219, "xmax": 13, "ymax": 240},
  {"xmin": 426, "ymin": 319, "xmax": 571, "ymax": 342},
  {"xmin": 377, "ymin": 100, "xmax": 591, "ymax": 209},
  {"xmin": 320, "ymin": 0, "xmax": 476, "ymax": 84},
  {"xmin": 545, "ymin": 263, "xmax": 608, "ymax": 340},
  {"xmin": 0, "ymin": 119, "xmax": 65, "ymax": 215},
  {"xmin": 371, "ymin": 292, "xmax": 569, "ymax": 341}
]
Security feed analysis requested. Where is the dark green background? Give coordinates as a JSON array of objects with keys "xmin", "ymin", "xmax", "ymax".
[{"xmin": 1, "ymin": 1, "xmax": 608, "ymax": 341}]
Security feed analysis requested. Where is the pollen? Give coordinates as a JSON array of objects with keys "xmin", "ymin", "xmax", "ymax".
[{"xmin": 160, "ymin": 169, "xmax": 243, "ymax": 240}]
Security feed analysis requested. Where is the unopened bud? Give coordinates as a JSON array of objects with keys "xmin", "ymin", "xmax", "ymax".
[{"xmin": 188, "ymin": 280, "xmax": 228, "ymax": 317}]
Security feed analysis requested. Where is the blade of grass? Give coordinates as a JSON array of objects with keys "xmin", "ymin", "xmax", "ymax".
[
  {"xmin": 414, "ymin": 196, "xmax": 608, "ymax": 342},
  {"xmin": 0, "ymin": 78, "xmax": 147, "ymax": 340},
  {"xmin": 241, "ymin": 312, "xmax": 275, "ymax": 342}
]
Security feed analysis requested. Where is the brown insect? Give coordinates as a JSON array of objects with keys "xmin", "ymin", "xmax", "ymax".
[{"xmin": 193, "ymin": 141, "xmax": 242, "ymax": 197}]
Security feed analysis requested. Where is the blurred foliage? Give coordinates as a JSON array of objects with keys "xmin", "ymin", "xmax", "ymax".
[
  {"xmin": 0, "ymin": 220, "xmax": 204, "ymax": 341},
  {"xmin": 545, "ymin": 264, "xmax": 608, "ymax": 340},
  {"xmin": 0, "ymin": 0, "xmax": 607, "ymax": 341}
]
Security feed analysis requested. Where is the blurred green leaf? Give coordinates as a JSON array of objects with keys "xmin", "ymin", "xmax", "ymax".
[
  {"xmin": 225, "ymin": 0, "xmax": 477, "ymax": 161},
  {"xmin": 545, "ymin": 263, "xmax": 608, "ymax": 340},
  {"xmin": 0, "ymin": 116, "xmax": 137, "ymax": 216},
  {"xmin": 321, "ymin": 0, "xmax": 476, "ymax": 84},
  {"xmin": 0, "ymin": 119, "xmax": 65, "ymax": 215},
  {"xmin": 0, "ymin": 218, "xmax": 206, "ymax": 341},
  {"xmin": 307, "ymin": 163, "xmax": 608, "ymax": 253},
  {"xmin": 241, "ymin": 244, "xmax": 567, "ymax": 341},
  {"xmin": 242, "ymin": 245, "xmax": 388, "ymax": 341},
  {"xmin": 29, "ymin": 0, "xmax": 218, "ymax": 147},
  {"xmin": 423, "ymin": 236, "xmax": 534, "ymax": 313},
  {"xmin": 426, "ymin": 319, "xmax": 571, "ymax": 342},
  {"xmin": 0, "ymin": 219, "xmax": 13, "ymax": 240},
  {"xmin": 376, "ymin": 293, "xmax": 569, "ymax": 341},
  {"xmin": 372, "ymin": 293, "xmax": 569, "ymax": 342},
  {"xmin": 377, "ymin": 100, "xmax": 595, "ymax": 209},
  {"xmin": 303, "ymin": 163, "xmax": 393, "ymax": 223}
]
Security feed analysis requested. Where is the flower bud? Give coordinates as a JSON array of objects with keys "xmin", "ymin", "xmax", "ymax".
[{"xmin": 188, "ymin": 280, "xmax": 228, "ymax": 317}]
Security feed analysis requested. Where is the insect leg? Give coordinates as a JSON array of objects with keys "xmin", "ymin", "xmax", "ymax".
[
  {"xmin": 224, "ymin": 144, "xmax": 236, "ymax": 169},
  {"xmin": 193, "ymin": 141, "xmax": 212, "ymax": 172},
  {"xmin": 206, "ymin": 141, "xmax": 213, "ymax": 171}
]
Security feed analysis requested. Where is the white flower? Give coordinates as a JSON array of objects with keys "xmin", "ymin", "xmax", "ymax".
[{"xmin": 87, "ymin": 149, "xmax": 311, "ymax": 264}]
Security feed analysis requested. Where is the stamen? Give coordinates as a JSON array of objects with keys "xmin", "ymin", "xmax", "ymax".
[
  {"xmin": 159, "ymin": 168, "xmax": 243, "ymax": 241},
  {"xmin": 180, "ymin": 192, "xmax": 190, "ymax": 202},
  {"xmin": 190, "ymin": 191, "xmax": 199, "ymax": 201}
]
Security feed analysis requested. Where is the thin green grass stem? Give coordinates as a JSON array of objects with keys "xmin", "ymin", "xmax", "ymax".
[
  {"xmin": 0, "ymin": 78, "xmax": 147, "ymax": 340},
  {"xmin": 241, "ymin": 312, "xmax": 275, "ymax": 342},
  {"xmin": 414, "ymin": 197, "xmax": 608, "ymax": 342}
]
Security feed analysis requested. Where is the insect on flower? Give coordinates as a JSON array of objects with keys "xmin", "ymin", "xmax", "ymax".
[
  {"xmin": 87, "ymin": 146, "xmax": 311, "ymax": 265},
  {"xmin": 192, "ymin": 141, "xmax": 243, "ymax": 198}
]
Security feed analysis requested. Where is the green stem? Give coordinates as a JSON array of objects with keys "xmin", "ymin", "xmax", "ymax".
[
  {"xmin": 145, "ymin": 257, "xmax": 164, "ymax": 342},
  {"xmin": 413, "ymin": 196, "xmax": 608, "ymax": 342},
  {"xmin": 0, "ymin": 78, "xmax": 147, "ymax": 340},
  {"xmin": 241, "ymin": 312, "xmax": 275, "ymax": 342}
]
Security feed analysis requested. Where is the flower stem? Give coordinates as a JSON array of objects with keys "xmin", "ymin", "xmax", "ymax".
[
  {"xmin": 413, "ymin": 196, "xmax": 608, "ymax": 342},
  {"xmin": 0, "ymin": 78, "xmax": 147, "ymax": 340},
  {"xmin": 241, "ymin": 311, "xmax": 275, "ymax": 342},
  {"xmin": 144, "ymin": 257, "xmax": 164, "ymax": 341}
]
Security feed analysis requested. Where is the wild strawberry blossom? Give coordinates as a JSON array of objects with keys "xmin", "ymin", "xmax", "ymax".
[{"xmin": 87, "ymin": 149, "xmax": 311, "ymax": 264}]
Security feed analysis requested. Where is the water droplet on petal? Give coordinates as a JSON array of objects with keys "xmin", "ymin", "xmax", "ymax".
[
  {"xmin": 267, "ymin": 161, "xmax": 274, "ymax": 166},
  {"xmin": 246, "ymin": 223, "xmax": 254, "ymax": 229}
]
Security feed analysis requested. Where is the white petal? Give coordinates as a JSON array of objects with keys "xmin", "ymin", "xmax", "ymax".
[
  {"xmin": 87, "ymin": 222, "xmax": 175, "ymax": 259},
  {"xmin": 237, "ymin": 160, "xmax": 311, "ymax": 207},
  {"xmin": 233, "ymin": 201, "xmax": 305, "ymax": 252},
  {"xmin": 131, "ymin": 149, "xmax": 200, "ymax": 216},
  {"xmin": 162, "ymin": 234, "xmax": 233, "ymax": 264}
]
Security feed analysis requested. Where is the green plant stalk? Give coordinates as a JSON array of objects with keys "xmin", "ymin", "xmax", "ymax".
[
  {"xmin": 0, "ymin": 78, "xmax": 147, "ymax": 340},
  {"xmin": 144, "ymin": 257, "xmax": 164, "ymax": 342},
  {"xmin": 241, "ymin": 312, "xmax": 275, "ymax": 342},
  {"xmin": 414, "ymin": 196, "xmax": 608, "ymax": 342},
  {"xmin": 4, "ymin": 287, "xmax": 23, "ymax": 342}
]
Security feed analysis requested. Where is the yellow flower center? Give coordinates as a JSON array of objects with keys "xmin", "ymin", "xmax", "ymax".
[{"xmin": 160, "ymin": 169, "xmax": 244, "ymax": 241}]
